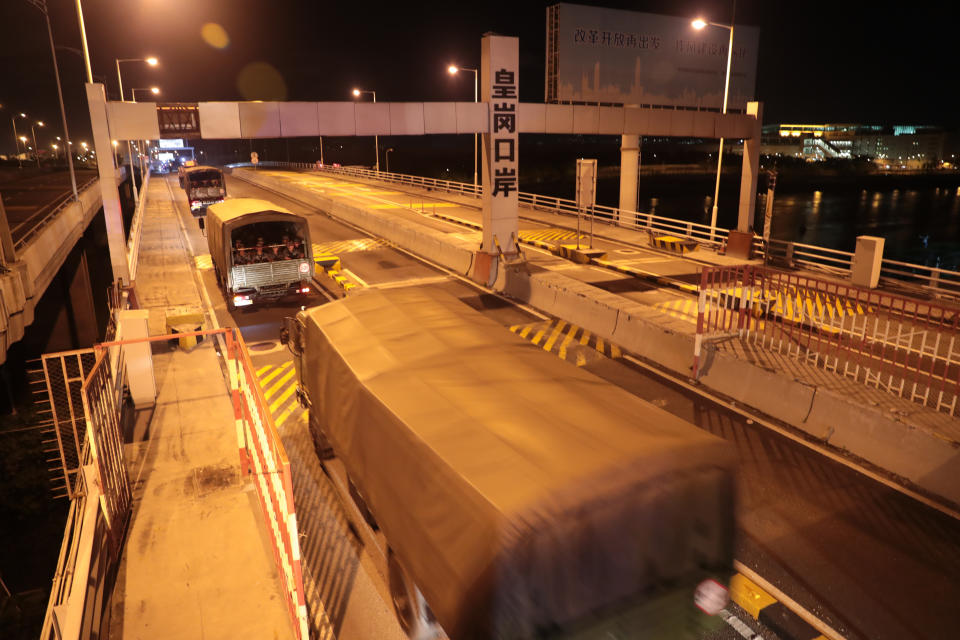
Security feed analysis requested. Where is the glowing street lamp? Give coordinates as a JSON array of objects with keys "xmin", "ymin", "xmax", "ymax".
[
  {"xmin": 692, "ymin": 11, "xmax": 736, "ymax": 242},
  {"xmin": 11, "ymin": 112, "xmax": 27, "ymax": 164},
  {"xmin": 352, "ymin": 88, "xmax": 379, "ymax": 171},
  {"xmin": 31, "ymin": 121, "xmax": 44, "ymax": 167},
  {"xmin": 116, "ymin": 56, "xmax": 159, "ymax": 102},
  {"xmin": 448, "ymin": 63, "xmax": 479, "ymax": 188}
]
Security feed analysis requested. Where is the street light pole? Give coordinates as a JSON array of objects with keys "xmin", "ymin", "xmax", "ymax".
[
  {"xmin": 448, "ymin": 65, "xmax": 479, "ymax": 188},
  {"xmin": 386, "ymin": 148, "xmax": 394, "ymax": 173},
  {"xmin": 35, "ymin": 1, "xmax": 80, "ymax": 200},
  {"xmin": 31, "ymin": 122, "xmax": 43, "ymax": 168},
  {"xmin": 693, "ymin": 0, "xmax": 736, "ymax": 243},
  {"xmin": 352, "ymin": 88, "xmax": 378, "ymax": 171},
  {"xmin": 74, "ymin": 0, "xmax": 93, "ymax": 83}
]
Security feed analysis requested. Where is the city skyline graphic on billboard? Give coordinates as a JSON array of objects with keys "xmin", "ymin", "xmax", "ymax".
[{"xmin": 546, "ymin": 3, "xmax": 760, "ymax": 110}]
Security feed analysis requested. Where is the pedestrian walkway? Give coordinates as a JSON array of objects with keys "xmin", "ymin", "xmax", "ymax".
[{"xmin": 106, "ymin": 176, "xmax": 293, "ymax": 639}]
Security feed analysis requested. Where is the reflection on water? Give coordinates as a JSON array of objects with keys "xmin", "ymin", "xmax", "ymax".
[
  {"xmin": 553, "ymin": 176, "xmax": 960, "ymax": 270},
  {"xmin": 769, "ymin": 186, "xmax": 960, "ymax": 270}
]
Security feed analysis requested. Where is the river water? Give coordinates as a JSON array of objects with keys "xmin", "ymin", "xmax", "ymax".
[{"xmin": 530, "ymin": 175, "xmax": 960, "ymax": 271}]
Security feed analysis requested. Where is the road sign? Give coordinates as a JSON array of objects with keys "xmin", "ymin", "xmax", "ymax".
[{"xmin": 576, "ymin": 158, "xmax": 597, "ymax": 248}]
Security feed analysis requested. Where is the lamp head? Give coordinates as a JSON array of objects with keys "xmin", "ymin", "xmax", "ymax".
[
  {"xmin": 37, "ymin": 121, "xmax": 44, "ymax": 127},
  {"xmin": 692, "ymin": 18, "xmax": 707, "ymax": 29},
  {"xmin": 352, "ymin": 88, "xmax": 361, "ymax": 97},
  {"xmin": 146, "ymin": 57, "xmax": 159, "ymax": 66},
  {"xmin": 150, "ymin": 86, "xmax": 160, "ymax": 94},
  {"xmin": 448, "ymin": 65, "xmax": 458, "ymax": 75},
  {"xmin": 19, "ymin": 136, "xmax": 27, "ymax": 143}
]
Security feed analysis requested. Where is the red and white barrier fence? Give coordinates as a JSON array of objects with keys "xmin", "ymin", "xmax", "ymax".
[
  {"xmin": 42, "ymin": 329, "xmax": 309, "ymax": 640},
  {"xmin": 694, "ymin": 265, "xmax": 960, "ymax": 415}
]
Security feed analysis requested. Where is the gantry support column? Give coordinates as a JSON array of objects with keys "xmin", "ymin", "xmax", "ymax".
[
  {"xmin": 85, "ymin": 83, "xmax": 131, "ymax": 285},
  {"xmin": 736, "ymin": 101, "xmax": 763, "ymax": 234},
  {"xmin": 474, "ymin": 34, "xmax": 520, "ymax": 286},
  {"xmin": 618, "ymin": 134, "xmax": 640, "ymax": 217}
]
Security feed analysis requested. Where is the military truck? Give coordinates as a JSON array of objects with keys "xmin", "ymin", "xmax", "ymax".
[
  {"xmin": 207, "ymin": 198, "xmax": 313, "ymax": 310},
  {"xmin": 282, "ymin": 287, "xmax": 736, "ymax": 639}
]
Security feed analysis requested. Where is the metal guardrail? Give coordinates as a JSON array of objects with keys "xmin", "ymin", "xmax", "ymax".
[
  {"xmin": 39, "ymin": 328, "xmax": 309, "ymax": 640},
  {"xmin": 127, "ymin": 169, "xmax": 150, "ymax": 282},
  {"xmin": 693, "ymin": 264, "xmax": 960, "ymax": 415},
  {"xmin": 231, "ymin": 161, "xmax": 960, "ymax": 299},
  {"xmin": 12, "ymin": 177, "xmax": 98, "ymax": 252}
]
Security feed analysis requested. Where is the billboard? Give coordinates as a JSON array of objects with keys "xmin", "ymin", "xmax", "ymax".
[{"xmin": 546, "ymin": 3, "xmax": 759, "ymax": 110}]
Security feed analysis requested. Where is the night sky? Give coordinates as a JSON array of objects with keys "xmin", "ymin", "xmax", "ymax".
[{"xmin": 1, "ymin": 0, "xmax": 957, "ymax": 154}]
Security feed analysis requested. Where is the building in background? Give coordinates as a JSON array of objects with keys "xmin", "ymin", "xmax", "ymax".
[{"xmin": 760, "ymin": 123, "xmax": 947, "ymax": 168}]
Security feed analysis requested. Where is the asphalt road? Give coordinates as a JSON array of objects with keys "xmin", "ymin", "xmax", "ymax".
[
  {"xmin": 0, "ymin": 168, "xmax": 97, "ymax": 244},
  {"xmin": 167, "ymin": 173, "xmax": 960, "ymax": 640}
]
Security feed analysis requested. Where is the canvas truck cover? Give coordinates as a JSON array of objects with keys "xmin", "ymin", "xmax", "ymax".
[{"xmin": 298, "ymin": 288, "xmax": 736, "ymax": 638}]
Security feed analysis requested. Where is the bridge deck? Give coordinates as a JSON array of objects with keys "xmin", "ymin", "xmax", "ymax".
[
  {"xmin": 106, "ymin": 177, "xmax": 292, "ymax": 639},
  {"xmin": 0, "ymin": 168, "xmax": 97, "ymax": 244}
]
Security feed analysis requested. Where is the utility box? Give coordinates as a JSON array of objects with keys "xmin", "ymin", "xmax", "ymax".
[{"xmin": 851, "ymin": 235, "xmax": 884, "ymax": 288}]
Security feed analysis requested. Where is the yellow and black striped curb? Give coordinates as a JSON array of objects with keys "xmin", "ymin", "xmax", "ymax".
[
  {"xmin": 730, "ymin": 574, "xmax": 828, "ymax": 640},
  {"xmin": 649, "ymin": 233, "xmax": 699, "ymax": 255},
  {"xmin": 255, "ymin": 362, "xmax": 308, "ymax": 430},
  {"xmin": 312, "ymin": 238, "xmax": 391, "ymax": 256},
  {"xmin": 509, "ymin": 319, "xmax": 622, "ymax": 366}
]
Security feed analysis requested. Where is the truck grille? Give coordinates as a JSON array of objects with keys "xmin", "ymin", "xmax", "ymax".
[{"xmin": 232, "ymin": 261, "xmax": 302, "ymax": 289}]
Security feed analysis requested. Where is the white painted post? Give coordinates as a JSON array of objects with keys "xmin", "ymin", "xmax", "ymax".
[
  {"xmin": 480, "ymin": 34, "xmax": 519, "ymax": 256},
  {"xmin": 736, "ymin": 101, "xmax": 763, "ymax": 233},
  {"xmin": 85, "ymin": 83, "xmax": 131, "ymax": 284},
  {"xmin": 618, "ymin": 134, "xmax": 639, "ymax": 227},
  {"xmin": 117, "ymin": 309, "xmax": 156, "ymax": 407}
]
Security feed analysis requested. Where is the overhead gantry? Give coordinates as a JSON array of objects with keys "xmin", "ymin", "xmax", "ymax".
[{"xmin": 88, "ymin": 34, "xmax": 762, "ymax": 287}]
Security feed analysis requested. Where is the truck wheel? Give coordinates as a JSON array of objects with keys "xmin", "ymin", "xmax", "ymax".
[{"xmin": 388, "ymin": 549, "xmax": 437, "ymax": 640}]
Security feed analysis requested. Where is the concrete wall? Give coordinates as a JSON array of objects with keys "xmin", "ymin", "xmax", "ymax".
[{"xmin": 0, "ymin": 173, "xmax": 121, "ymax": 365}]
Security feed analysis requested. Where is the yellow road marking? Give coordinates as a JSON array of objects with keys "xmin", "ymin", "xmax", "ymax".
[
  {"xmin": 579, "ymin": 330, "xmax": 591, "ymax": 346},
  {"xmin": 595, "ymin": 336, "xmax": 605, "ymax": 354},
  {"xmin": 264, "ymin": 369, "xmax": 295, "ymax": 399},
  {"xmin": 274, "ymin": 403, "xmax": 302, "ymax": 428},
  {"xmin": 575, "ymin": 352, "xmax": 587, "ymax": 367},
  {"xmin": 269, "ymin": 383, "xmax": 298, "ymax": 413},
  {"xmin": 258, "ymin": 361, "xmax": 291, "ymax": 385},
  {"xmin": 531, "ymin": 325, "xmax": 547, "ymax": 345},
  {"xmin": 256, "ymin": 364, "xmax": 273, "ymax": 376},
  {"xmin": 557, "ymin": 323, "xmax": 580, "ymax": 360},
  {"xmin": 543, "ymin": 321, "xmax": 567, "ymax": 352},
  {"xmin": 519, "ymin": 325, "xmax": 533, "ymax": 338},
  {"xmin": 610, "ymin": 343, "xmax": 622, "ymax": 359}
]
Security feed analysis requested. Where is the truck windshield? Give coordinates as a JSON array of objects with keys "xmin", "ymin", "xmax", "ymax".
[
  {"xmin": 187, "ymin": 170, "xmax": 222, "ymax": 185},
  {"xmin": 231, "ymin": 221, "xmax": 307, "ymax": 265}
]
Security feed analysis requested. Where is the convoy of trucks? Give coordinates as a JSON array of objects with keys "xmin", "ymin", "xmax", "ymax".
[
  {"xmin": 282, "ymin": 287, "xmax": 736, "ymax": 640},
  {"xmin": 206, "ymin": 197, "xmax": 314, "ymax": 309},
  {"xmin": 180, "ymin": 165, "xmax": 226, "ymax": 214}
]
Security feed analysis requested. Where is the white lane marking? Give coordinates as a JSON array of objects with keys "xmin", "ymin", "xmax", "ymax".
[
  {"xmin": 719, "ymin": 608, "xmax": 761, "ymax": 639},
  {"xmin": 367, "ymin": 275, "xmax": 451, "ymax": 290},
  {"xmin": 340, "ymin": 267, "xmax": 368, "ymax": 288},
  {"xmin": 165, "ymin": 177, "xmax": 221, "ymax": 333}
]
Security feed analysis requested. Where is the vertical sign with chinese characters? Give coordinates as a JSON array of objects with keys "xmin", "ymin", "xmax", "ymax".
[{"xmin": 481, "ymin": 34, "xmax": 519, "ymax": 255}]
